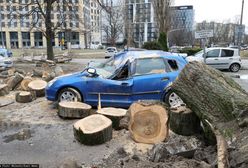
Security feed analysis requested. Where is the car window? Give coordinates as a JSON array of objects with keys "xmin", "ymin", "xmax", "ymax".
[
  {"xmin": 221, "ymin": 49, "xmax": 234, "ymax": 57},
  {"xmin": 206, "ymin": 49, "xmax": 220, "ymax": 58},
  {"xmin": 133, "ymin": 58, "xmax": 166, "ymax": 76},
  {"xmin": 167, "ymin": 59, "xmax": 179, "ymax": 71}
]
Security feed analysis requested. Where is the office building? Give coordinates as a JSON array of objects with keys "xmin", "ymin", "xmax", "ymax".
[{"xmin": 0, "ymin": 0, "xmax": 100, "ymax": 49}]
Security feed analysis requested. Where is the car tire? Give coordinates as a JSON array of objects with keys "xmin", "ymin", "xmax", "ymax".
[
  {"xmin": 229, "ymin": 63, "xmax": 240, "ymax": 72},
  {"xmin": 164, "ymin": 90, "xmax": 185, "ymax": 108},
  {"xmin": 58, "ymin": 87, "xmax": 82, "ymax": 102}
]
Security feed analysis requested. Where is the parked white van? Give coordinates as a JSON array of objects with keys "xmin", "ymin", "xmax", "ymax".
[{"xmin": 186, "ymin": 47, "xmax": 242, "ymax": 72}]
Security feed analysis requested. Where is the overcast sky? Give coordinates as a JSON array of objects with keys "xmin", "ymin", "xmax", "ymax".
[{"xmin": 175, "ymin": 0, "xmax": 247, "ymax": 25}]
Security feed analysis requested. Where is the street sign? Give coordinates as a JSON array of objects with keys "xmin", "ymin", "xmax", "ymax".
[{"xmin": 195, "ymin": 30, "xmax": 214, "ymax": 39}]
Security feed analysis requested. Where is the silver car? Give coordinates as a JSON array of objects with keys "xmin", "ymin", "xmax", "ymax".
[
  {"xmin": 0, "ymin": 48, "xmax": 13, "ymax": 68},
  {"xmin": 186, "ymin": 47, "xmax": 242, "ymax": 72}
]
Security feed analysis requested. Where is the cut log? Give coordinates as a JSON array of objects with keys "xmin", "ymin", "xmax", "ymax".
[
  {"xmin": 15, "ymin": 68, "xmax": 26, "ymax": 75},
  {"xmin": 73, "ymin": 114, "xmax": 112, "ymax": 145},
  {"xmin": 15, "ymin": 91, "xmax": 34, "ymax": 103},
  {"xmin": 20, "ymin": 76, "xmax": 33, "ymax": 91},
  {"xmin": 7, "ymin": 68, "xmax": 15, "ymax": 76},
  {"xmin": 7, "ymin": 73, "xmax": 24, "ymax": 90},
  {"xmin": 128, "ymin": 101, "xmax": 169, "ymax": 144},
  {"xmin": 169, "ymin": 105, "xmax": 201, "ymax": 136},
  {"xmin": 171, "ymin": 62, "xmax": 248, "ymax": 167},
  {"xmin": 28, "ymin": 79, "xmax": 47, "ymax": 97},
  {"xmin": 0, "ymin": 84, "xmax": 9, "ymax": 96},
  {"xmin": 33, "ymin": 69, "xmax": 43, "ymax": 77},
  {"xmin": 54, "ymin": 65, "xmax": 64, "ymax": 77},
  {"xmin": 97, "ymin": 107, "xmax": 127, "ymax": 129},
  {"xmin": 58, "ymin": 101, "xmax": 92, "ymax": 119}
]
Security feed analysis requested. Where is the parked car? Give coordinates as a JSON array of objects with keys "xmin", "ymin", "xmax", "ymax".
[
  {"xmin": 186, "ymin": 47, "xmax": 242, "ymax": 72},
  {"xmin": 46, "ymin": 51, "xmax": 187, "ymax": 108},
  {"xmin": 0, "ymin": 48, "xmax": 13, "ymax": 68},
  {"xmin": 105, "ymin": 47, "xmax": 118, "ymax": 58}
]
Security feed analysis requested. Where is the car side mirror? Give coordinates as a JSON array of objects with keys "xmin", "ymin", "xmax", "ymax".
[{"xmin": 87, "ymin": 68, "xmax": 98, "ymax": 77}]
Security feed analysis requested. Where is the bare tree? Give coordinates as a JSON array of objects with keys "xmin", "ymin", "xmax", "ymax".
[
  {"xmin": 152, "ymin": 0, "xmax": 172, "ymax": 33},
  {"xmin": 18, "ymin": 0, "xmax": 84, "ymax": 60},
  {"xmin": 97, "ymin": 0, "xmax": 124, "ymax": 46}
]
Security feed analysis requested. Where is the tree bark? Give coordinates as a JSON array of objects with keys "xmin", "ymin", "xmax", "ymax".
[
  {"xmin": 171, "ymin": 62, "xmax": 248, "ymax": 167},
  {"xmin": 73, "ymin": 114, "xmax": 112, "ymax": 145},
  {"xmin": 169, "ymin": 105, "xmax": 201, "ymax": 136},
  {"xmin": 128, "ymin": 101, "xmax": 169, "ymax": 144},
  {"xmin": 20, "ymin": 77, "xmax": 33, "ymax": 91},
  {"xmin": 97, "ymin": 107, "xmax": 127, "ymax": 130},
  {"xmin": 58, "ymin": 101, "xmax": 92, "ymax": 119},
  {"xmin": 45, "ymin": 1, "xmax": 54, "ymax": 61}
]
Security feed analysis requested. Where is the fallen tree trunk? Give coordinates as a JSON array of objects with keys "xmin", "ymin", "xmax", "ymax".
[
  {"xmin": 73, "ymin": 114, "xmax": 112, "ymax": 145},
  {"xmin": 28, "ymin": 79, "xmax": 47, "ymax": 97},
  {"xmin": 97, "ymin": 107, "xmax": 127, "ymax": 129},
  {"xmin": 58, "ymin": 101, "xmax": 92, "ymax": 119},
  {"xmin": 171, "ymin": 62, "xmax": 248, "ymax": 167},
  {"xmin": 169, "ymin": 105, "xmax": 201, "ymax": 136},
  {"xmin": 0, "ymin": 84, "xmax": 9, "ymax": 96},
  {"xmin": 128, "ymin": 101, "xmax": 169, "ymax": 144}
]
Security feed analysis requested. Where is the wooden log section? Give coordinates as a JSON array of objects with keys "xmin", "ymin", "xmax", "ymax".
[
  {"xmin": 0, "ymin": 84, "xmax": 9, "ymax": 96},
  {"xmin": 73, "ymin": 114, "xmax": 112, "ymax": 145},
  {"xmin": 97, "ymin": 107, "xmax": 127, "ymax": 129},
  {"xmin": 58, "ymin": 101, "xmax": 92, "ymax": 119},
  {"xmin": 28, "ymin": 79, "xmax": 47, "ymax": 97},
  {"xmin": 169, "ymin": 105, "xmax": 201, "ymax": 136},
  {"xmin": 20, "ymin": 77, "xmax": 33, "ymax": 91},
  {"xmin": 128, "ymin": 101, "xmax": 169, "ymax": 144},
  {"xmin": 7, "ymin": 73, "xmax": 24, "ymax": 90},
  {"xmin": 171, "ymin": 61, "xmax": 248, "ymax": 167},
  {"xmin": 15, "ymin": 91, "xmax": 34, "ymax": 103}
]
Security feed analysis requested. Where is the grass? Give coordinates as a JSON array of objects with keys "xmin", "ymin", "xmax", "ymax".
[{"xmin": 241, "ymin": 50, "xmax": 248, "ymax": 58}]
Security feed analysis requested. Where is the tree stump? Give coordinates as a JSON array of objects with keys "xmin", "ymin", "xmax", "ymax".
[
  {"xmin": 15, "ymin": 91, "xmax": 34, "ymax": 103},
  {"xmin": 58, "ymin": 101, "xmax": 92, "ymax": 119},
  {"xmin": 169, "ymin": 106, "xmax": 201, "ymax": 136},
  {"xmin": 0, "ymin": 84, "xmax": 9, "ymax": 96},
  {"xmin": 6, "ymin": 72, "xmax": 24, "ymax": 90},
  {"xmin": 20, "ymin": 77, "xmax": 33, "ymax": 91},
  {"xmin": 128, "ymin": 101, "xmax": 169, "ymax": 144},
  {"xmin": 97, "ymin": 107, "xmax": 127, "ymax": 129},
  {"xmin": 28, "ymin": 79, "xmax": 47, "ymax": 97},
  {"xmin": 73, "ymin": 114, "xmax": 112, "ymax": 145}
]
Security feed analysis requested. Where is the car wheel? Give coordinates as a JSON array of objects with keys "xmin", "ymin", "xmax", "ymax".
[
  {"xmin": 229, "ymin": 63, "xmax": 240, "ymax": 72},
  {"xmin": 58, "ymin": 87, "xmax": 82, "ymax": 102},
  {"xmin": 164, "ymin": 90, "xmax": 185, "ymax": 108}
]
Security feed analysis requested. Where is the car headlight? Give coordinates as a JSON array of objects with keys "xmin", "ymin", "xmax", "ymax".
[{"xmin": 48, "ymin": 78, "xmax": 57, "ymax": 87}]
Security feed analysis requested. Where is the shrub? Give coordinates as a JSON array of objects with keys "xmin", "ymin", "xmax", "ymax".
[
  {"xmin": 142, "ymin": 41, "xmax": 161, "ymax": 50},
  {"xmin": 180, "ymin": 47, "xmax": 202, "ymax": 56}
]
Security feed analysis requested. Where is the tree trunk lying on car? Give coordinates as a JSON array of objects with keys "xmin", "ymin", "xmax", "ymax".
[
  {"xmin": 128, "ymin": 101, "xmax": 169, "ymax": 144},
  {"xmin": 73, "ymin": 114, "xmax": 112, "ymax": 145},
  {"xmin": 171, "ymin": 61, "xmax": 248, "ymax": 168},
  {"xmin": 28, "ymin": 79, "xmax": 47, "ymax": 97},
  {"xmin": 97, "ymin": 107, "xmax": 127, "ymax": 130},
  {"xmin": 58, "ymin": 101, "xmax": 92, "ymax": 119}
]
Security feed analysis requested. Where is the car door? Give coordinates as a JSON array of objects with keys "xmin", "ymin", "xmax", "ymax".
[
  {"xmin": 205, "ymin": 49, "xmax": 221, "ymax": 68},
  {"xmin": 85, "ymin": 63, "xmax": 133, "ymax": 108},
  {"xmin": 132, "ymin": 57, "xmax": 175, "ymax": 101},
  {"xmin": 218, "ymin": 49, "xmax": 234, "ymax": 69}
]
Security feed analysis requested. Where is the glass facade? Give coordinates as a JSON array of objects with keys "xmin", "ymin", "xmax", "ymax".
[{"xmin": 170, "ymin": 6, "xmax": 194, "ymax": 31}]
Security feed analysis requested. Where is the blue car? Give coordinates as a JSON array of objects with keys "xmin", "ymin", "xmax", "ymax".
[{"xmin": 46, "ymin": 51, "xmax": 187, "ymax": 108}]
